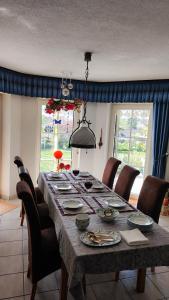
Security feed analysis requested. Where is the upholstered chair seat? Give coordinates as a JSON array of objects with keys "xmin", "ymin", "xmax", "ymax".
[
  {"xmin": 114, "ymin": 165, "xmax": 140, "ymax": 201},
  {"xmin": 102, "ymin": 157, "xmax": 121, "ymax": 189}
]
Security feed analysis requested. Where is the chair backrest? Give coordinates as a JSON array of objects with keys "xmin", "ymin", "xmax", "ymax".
[
  {"xmin": 137, "ymin": 175, "xmax": 169, "ymax": 223},
  {"xmin": 102, "ymin": 157, "xmax": 121, "ymax": 189},
  {"xmin": 114, "ymin": 165, "xmax": 140, "ymax": 201},
  {"xmin": 14, "ymin": 155, "xmax": 24, "ymax": 168},
  {"xmin": 18, "ymin": 166, "xmax": 36, "ymax": 203},
  {"xmin": 16, "ymin": 181, "xmax": 41, "ymax": 281}
]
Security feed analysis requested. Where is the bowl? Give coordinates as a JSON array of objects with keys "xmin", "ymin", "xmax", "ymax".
[
  {"xmin": 96, "ymin": 208, "xmax": 119, "ymax": 222},
  {"xmin": 127, "ymin": 212, "xmax": 153, "ymax": 231}
]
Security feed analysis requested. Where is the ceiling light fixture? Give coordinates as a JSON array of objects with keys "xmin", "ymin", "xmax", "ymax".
[{"xmin": 69, "ymin": 52, "xmax": 96, "ymax": 149}]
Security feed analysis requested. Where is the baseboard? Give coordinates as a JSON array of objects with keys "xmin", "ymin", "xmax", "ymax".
[{"xmin": 0, "ymin": 194, "xmax": 17, "ymax": 201}]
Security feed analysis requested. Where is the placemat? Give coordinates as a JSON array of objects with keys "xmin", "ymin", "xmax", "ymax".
[
  {"xmin": 53, "ymin": 197, "xmax": 95, "ymax": 216},
  {"xmin": 48, "ymin": 182, "xmax": 81, "ymax": 195},
  {"xmin": 93, "ymin": 196, "xmax": 137, "ymax": 212},
  {"xmin": 68, "ymin": 172, "xmax": 95, "ymax": 181},
  {"xmin": 44, "ymin": 172, "xmax": 68, "ymax": 181},
  {"xmin": 79, "ymin": 182, "xmax": 110, "ymax": 193}
]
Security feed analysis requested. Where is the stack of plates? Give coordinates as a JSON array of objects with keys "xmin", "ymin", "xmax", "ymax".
[
  {"xmin": 127, "ymin": 212, "xmax": 154, "ymax": 231},
  {"xmin": 54, "ymin": 183, "xmax": 72, "ymax": 191}
]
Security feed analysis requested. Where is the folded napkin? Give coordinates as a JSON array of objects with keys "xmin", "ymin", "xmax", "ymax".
[{"xmin": 120, "ymin": 229, "xmax": 149, "ymax": 246}]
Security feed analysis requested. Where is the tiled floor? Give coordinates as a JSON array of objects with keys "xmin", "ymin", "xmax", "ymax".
[{"xmin": 0, "ymin": 201, "xmax": 169, "ymax": 300}]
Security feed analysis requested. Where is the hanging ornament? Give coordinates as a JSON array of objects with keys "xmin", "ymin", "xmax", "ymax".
[{"xmin": 98, "ymin": 128, "xmax": 103, "ymax": 149}]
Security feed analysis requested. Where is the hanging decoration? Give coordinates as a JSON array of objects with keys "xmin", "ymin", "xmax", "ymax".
[
  {"xmin": 45, "ymin": 98, "xmax": 83, "ymax": 114},
  {"xmin": 98, "ymin": 128, "xmax": 103, "ymax": 149},
  {"xmin": 53, "ymin": 150, "xmax": 71, "ymax": 172}
]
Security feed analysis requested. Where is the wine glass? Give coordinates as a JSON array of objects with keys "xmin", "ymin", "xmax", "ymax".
[
  {"xmin": 72, "ymin": 169, "xmax": 80, "ymax": 176},
  {"xmin": 84, "ymin": 181, "xmax": 93, "ymax": 190}
]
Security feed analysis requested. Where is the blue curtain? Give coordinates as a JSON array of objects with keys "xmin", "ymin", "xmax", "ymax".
[{"xmin": 152, "ymin": 99, "xmax": 169, "ymax": 178}]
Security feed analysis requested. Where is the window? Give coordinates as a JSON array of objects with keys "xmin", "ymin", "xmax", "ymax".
[
  {"xmin": 111, "ymin": 104, "xmax": 152, "ymax": 195},
  {"xmin": 40, "ymin": 104, "xmax": 73, "ymax": 171}
]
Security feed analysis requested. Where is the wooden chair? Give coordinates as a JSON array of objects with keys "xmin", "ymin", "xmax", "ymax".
[
  {"xmin": 18, "ymin": 166, "xmax": 54, "ymax": 229},
  {"xmin": 102, "ymin": 157, "xmax": 121, "ymax": 189},
  {"xmin": 16, "ymin": 181, "xmax": 61, "ymax": 300},
  {"xmin": 115, "ymin": 175, "xmax": 169, "ymax": 292},
  {"xmin": 14, "ymin": 156, "xmax": 25, "ymax": 224},
  {"xmin": 114, "ymin": 165, "xmax": 140, "ymax": 201}
]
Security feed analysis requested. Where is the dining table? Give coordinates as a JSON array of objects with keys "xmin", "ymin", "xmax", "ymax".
[{"xmin": 38, "ymin": 171, "xmax": 169, "ymax": 300}]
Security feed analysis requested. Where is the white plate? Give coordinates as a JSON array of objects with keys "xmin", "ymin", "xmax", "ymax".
[
  {"xmin": 105, "ymin": 198, "xmax": 126, "ymax": 208},
  {"xmin": 54, "ymin": 184, "xmax": 72, "ymax": 191},
  {"xmin": 80, "ymin": 231, "xmax": 121, "ymax": 247},
  {"xmin": 48, "ymin": 172, "xmax": 62, "ymax": 178},
  {"xmin": 62, "ymin": 200, "xmax": 83, "ymax": 209},
  {"xmin": 80, "ymin": 172, "xmax": 90, "ymax": 177},
  {"xmin": 92, "ymin": 184, "xmax": 104, "ymax": 190},
  {"xmin": 128, "ymin": 213, "xmax": 153, "ymax": 226}
]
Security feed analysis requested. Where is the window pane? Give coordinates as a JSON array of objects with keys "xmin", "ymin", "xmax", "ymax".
[
  {"xmin": 40, "ymin": 105, "xmax": 73, "ymax": 172},
  {"xmin": 116, "ymin": 110, "xmax": 132, "ymax": 138},
  {"xmin": 131, "ymin": 110, "xmax": 149, "ymax": 138}
]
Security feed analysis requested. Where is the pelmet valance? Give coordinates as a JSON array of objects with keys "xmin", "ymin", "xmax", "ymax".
[{"xmin": 1, "ymin": 67, "xmax": 169, "ymax": 103}]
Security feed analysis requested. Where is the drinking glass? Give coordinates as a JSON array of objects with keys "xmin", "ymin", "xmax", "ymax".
[
  {"xmin": 84, "ymin": 181, "xmax": 93, "ymax": 190},
  {"xmin": 72, "ymin": 169, "xmax": 80, "ymax": 176}
]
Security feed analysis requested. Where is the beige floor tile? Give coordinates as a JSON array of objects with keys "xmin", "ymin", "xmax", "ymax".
[
  {"xmin": 162, "ymin": 227, "xmax": 169, "ymax": 233},
  {"xmin": 0, "ymin": 273, "xmax": 23, "ymax": 299},
  {"xmin": 23, "ymin": 228, "xmax": 28, "ymax": 240},
  {"xmin": 0, "ymin": 241, "xmax": 23, "ymax": 256},
  {"xmin": 24, "ymin": 272, "xmax": 58, "ymax": 295},
  {"xmin": 0, "ymin": 218, "xmax": 21, "ymax": 230},
  {"xmin": 1, "ymin": 208, "xmax": 21, "ymax": 220},
  {"xmin": 23, "ymin": 239, "xmax": 28, "ymax": 254},
  {"xmin": 0, "ymin": 229, "xmax": 22, "ymax": 242},
  {"xmin": 68, "ymin": 285, "xmax": 96, "ymax": 300},
  {"xmin": 25, "ymin": 290, "xmax": 59, "ymax": 300},
  {"xmin": 86, "ymin": 272, "xmax": 115, "ymax": 284},
  {"xmin": 23, "ymin": 254, "xmax": 28, "ymax": 272},
  {"xmin": 148, "ymin": 272, "xmax": 169, "ymax": 298},
  {"xmin": 159, "ymin": 216, "xmax": 169, "ymax": 227},
  {"xmin": 0, "ymin": 255, "xmax": 23, "ymax": 275},
  {"xmin": 147, "ymin": 266, "xmax": 169, "ymax": 274},
  {"xmin": 122, "ymin": 275, "xmax": 163, "ymax": 300},
  {"xmin": 92, "ymin": 280, "xmax": 131, "ymax": 300},
  {"xmin": 118, "ymin": 270, "xmax": 137, "ymax": 279}
]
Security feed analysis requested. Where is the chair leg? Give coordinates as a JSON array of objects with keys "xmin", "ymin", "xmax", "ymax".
[
  {"xmin": 27, "ymin": 266, "xmax": 30, "ymax": 278},
  {"xmin": 20, "ymin": 203, "xmax": 25, "ymax": 226},
  {"xmin": 82, "ymin": 275, "xmax": 86, "ymax": 295},
  {"xmin": 137, "ymin": 268, "xmax": 146, "ymax": 293},
  {"xmin": 31, "ymin": 283, "xmax": 37, "ymax": 300},
  {"xmin": 151, "ymin": 266, "xmax": 155, "ymax": 273},
  {"xmin": 114, "ymin": 271, "xmax": 120, "ymax": 281},
  {"xmin": 60, "ymin": 261, "xmax": 68, "ymax": 300}
]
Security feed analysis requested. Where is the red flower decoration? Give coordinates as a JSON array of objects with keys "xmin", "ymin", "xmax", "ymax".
[
  {"xmin": 54, "ymin": 150, "xmax": 63, "ymax": 160},
  {"xmin": 65, "ymin": 164, "xmax": 71, "ymax": 170},
  {"xmin": 58, "ymin": 162, "xmax": 65, "ymax": 170}
]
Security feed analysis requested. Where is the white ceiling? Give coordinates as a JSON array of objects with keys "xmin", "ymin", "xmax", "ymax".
[{"xmin": 0, "ymin": 0, "xmax": 169, "ymax": 82}]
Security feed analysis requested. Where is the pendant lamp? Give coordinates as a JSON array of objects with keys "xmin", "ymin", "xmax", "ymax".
[{"xmin": 69, "ymin": 52, "xmax": 96, "ymax": 149}]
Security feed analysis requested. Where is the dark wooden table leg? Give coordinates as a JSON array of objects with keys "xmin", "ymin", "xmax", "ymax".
[
  {"xmin": 59, "ymin": 261, "xmax": 68, "ymax": 300},
  {"xmin": 137, "ymin": 268, "xmax": 146, "ymax": 293}
]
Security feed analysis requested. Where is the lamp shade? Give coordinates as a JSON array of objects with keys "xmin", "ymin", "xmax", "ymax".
[{"xmin": 69, "ymin": 123, "xmax": 96, "ymax": 149}]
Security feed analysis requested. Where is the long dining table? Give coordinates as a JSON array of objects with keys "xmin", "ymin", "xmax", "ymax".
[{"xmin": 38, "ymin": 171, "xmax": 169, "ymax": 300}]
